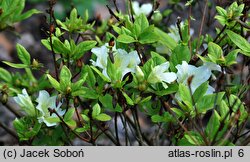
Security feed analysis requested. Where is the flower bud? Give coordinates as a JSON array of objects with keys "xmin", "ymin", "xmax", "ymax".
[
  {"xmin": 1, "ymin": 93, "xmax": 8, "ymax": 104},
  {"xmin": 15, "ymin": 79, "xmax": 21, "ymax": 86},
  {"xmin": 66, "ymin": 86, "xmax": 71, "ymax": 94},
  {"xmin": 153, "ymin": 11, "xmax": 163, "ymax": 23},
  {"xmin": 135, "ymin": 66, "xmax": 144, "ymax": 83},
  {"xmin": 76, "ymin": 59, "xmax": 83, "ymax": 68},
  {"xmin": 138, "ymin": 82, "xmax": 147, "ymax": 91},
  {"xmin": 2, "ymin": 84, "xmax": 8, "ymax": 92},
  {"xmin": 32, "ymin": 59, "xmax": 42, "ymax": 69}
]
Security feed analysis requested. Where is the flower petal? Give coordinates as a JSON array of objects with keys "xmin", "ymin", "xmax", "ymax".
[
  {"xmin": 160, "ymin": 72, "xmax": 177, "ymax": 84},
  {"xmin": 204, "ymin": 62, "xmax": 222, "ymax": 72},
  {"xmin": 140, "ymin": 3, "xmax": 153, "ymax": 15}
]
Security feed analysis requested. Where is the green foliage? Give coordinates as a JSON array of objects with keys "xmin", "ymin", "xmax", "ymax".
[
  {"xmin": 64, "ymin": 108, "xmax": 76, "ymax": 128},
  {"xmin": 115, "ymin": 14, "xmax": 158, "ymax": 44},
  {"xmin": 226, "ymin": 30, "xmax": 250, "ymax": 56},
  {"xmin": 198, "ymin": 42, "xmax": 240, "ymax": 66},
  {"xmin": 13, "ymin": 117, "xmax": 41, "ymax": 141},
  {"xmin": 170, "ymin": 44, "xmax": 191, "ymax": 71},
  {"xmin": 0, "ymin": 0, "xmax": 41, "ymax": 30},
  {"xmin": 92, "ymin": 103, "xmax": 111, "ymax": 121},
  {"xmin": 215, "ymin": 2, "xmax": 244, "ymax": 26},
  {"xmin": 56, "ymin": 8, "xmax": 94, "ymax": 33}
]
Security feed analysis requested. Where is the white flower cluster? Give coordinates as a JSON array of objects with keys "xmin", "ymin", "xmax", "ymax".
[
  {"xmin": 14, "ymin": 89, "xmax": 65, "ymax": 127},
  {"xmin": 135, "ymin": 61, "xmax": 221, "ymax": 94},
  {"xmin": 91, "ymin": 43, "xmax": 140, "ymax": 80}
]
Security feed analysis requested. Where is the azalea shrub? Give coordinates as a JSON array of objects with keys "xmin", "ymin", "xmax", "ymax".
[{"xmin": 0, "ymin": 0, "xmax": 250, "ymax": 146}]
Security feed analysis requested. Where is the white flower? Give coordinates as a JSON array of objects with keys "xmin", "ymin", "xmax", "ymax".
[
  {"xmin": 91, "ymin": 43, "xmax": 117, "ymax": 79},
  {"xmin": 36, "ymin": 90, "xmax": 65, "ymax": 127},
  {"xmin": 132, "ymin": 1, "xmax": 153, "ymax": 16},
  {"xmin": 147, "ymin": 62, "xmax": 177, "ymax": 88},
  {"xmin": 114, "ymin": 49, "xmax": 141, "ymax": 79},
  {"xmin": 91, "ymin": 44, "xmax": 109, "ymax": 70},
  {"xmin": 91, "ymin": 43, "xmax": 140, "ymax": 81},
  {"xmin": 176, "ymin": 61, "xmax": 221, "ymax": 93},
  {"xmin": 13, "ymin": 89, "xmax": 36, "ymax": 116}
]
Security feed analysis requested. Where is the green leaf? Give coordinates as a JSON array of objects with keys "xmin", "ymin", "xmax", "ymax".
[
  {"xmin": 59, "ymin": 66, "xmax": 72, "ymax": 91},
  {"xmin": 155, "ymin": 27, "xmax": 177, "ymax": 50},
  {"xmin": 91, "ymin": 66, "xmax": 110, "ymax": 82},
  {"xmin": 170, "ymin": 44, "xmax": 191, "ymax": 71},
  {"xmin": 151, "ymin": 112, "xmax": 173, "ymax": 123},
  {"xmin": 72, "ymin": 74, "xmax": 87, "ymax": 91},
  {"xmin": 208, "ymin": 42, "xmax": 223, "ymax": 62},
  {"xmin": 3, "ymin": 61, "xmax": 29, "ymax": 69},
  {"xmin": 44, "ymin": 117, "xmax": 61, "ymax": 125},
  {"xmin": 139, "ymin": 96, "xmax": 152, "ymax": 104},
  {"xmin": 81, "ymin": 114, "xmax": 90, "ymax": 122},
  {"xmin": 16, "ymin": 44, "xmax": 31, "ymax": 65},
  {"xmin": 219, "ymin": 100, "xmax": 230, "ymax": 121},
  {"xmin": 150, "ymin": 51, "xmax": 166, "ymax": 62},
  {"xmin": 17, "ymin": 9, "xmax": 41, "ymax": 21},
  {"xmin": 64, "ymin": 108, "xmax": 75, "ymax": 122},
  {"xmin": 179, "ymin": 84, "xmax": 192, "ymax": 110},
  {"xmin": 92, "ymin": 103, "xmax": 101, "ymax": 118},
  {"xmin": 80, "ymin": 87, "xmax": 99, "ymax": 99},
  {"xmin": 82, "ymin": 65, "xmax": 96, "ymax": 88},
  {"xmin": 122, "ymin": 91, "xmax": 134, "ymax": 106},
  {"xmin": 73, "ymin": 41, "xmax": 97, "ymax": 59},
  {"xmin": 171, "ymin": 108, "xmax": 184, "ymax": 119},
  {"xmin": 216, "ymin": 6, "xmax": 227, "ymax": 17},
  {"xmin": 215, "ymin": 15, "xmax": 227, "ymax": 25},
  {"xmin": 53, "ymin": 39, "xmax": 70, "ymax": 55},
  {"xmin": 138, "ymin": 25, "xmax": 158, "ymax": 44},
  {"xmin": 41, "ymin": 39, "xmax": 51, "ymax": 51},
  {"xmin": 99, "ymin": 94, "xmax": 113, "ymax": 109},
  {"xmin": 229, "ymin": 94, "xmax": 244, "ymax": 112},
  {"xmin": 112, "ymin": 25, "xmax": 122, "ymax": 34},
  {"xmin": 117, "ymin": 34, "xmax": 137, "ymax": 44},
  {"xmin": 114, "ymin": 104, "xmax": 123, "ymax": 113},
  {"xmin": 193, "ymin": 82, "xmax": 209, "ymax": 103},
  {"xmin": 107, "ymin": 58, "xmax": 119, "ymax": 82},
  {"xmin": 0, "ymin": 68, "xmax": 12, "ymax": 82},
  {"xmin": 13, "ymin": 117, "xmax": 41, "ymax": 141},
  {"xmin": 151, "ymin": 115, "xmax": 163, "ymax": 123},
  {"xmin": 178, "ymin": 131, "xmax": 204, "ymax": 146},
  {"xmin": 47, "ymin": 74, "xmax": 61, "ymax": 91},
  {"xmin": 154, "ymin": 83, "xmax": 179, "ymax": 96},
  {"xmin": 196, "ymin": 92, "xmax": 225, "ymax": 114},
  {"xmin": 134, "ymin": 14, "xmax": 149, "ymax": 33},
  {"xmin": 65, "ymin": 120, "xmax": 76, "ymax": 128},
  {"xmin": 205, "ymin": 110, "xmax": 221, "ymax": 141},
  {"xmin": 71, "ymin": 89, "xmax": 86, "ymax": 96},
  {"xmin": 226, "ymin": 30, "xmax": 250, "ymax": 55},
  {"xmin": 225, "ymin": 49, "xmax": 239, "ymax": 66},
  {"xmin": 96, "ymin": 113, "xmax": 112, "ymax": 121},
  {"xmin": 76, "ymin": 125, "xmax": 90, "ymax": 133}
]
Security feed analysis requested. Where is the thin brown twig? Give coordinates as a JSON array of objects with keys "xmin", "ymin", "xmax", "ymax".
[
  {"xmin": 49, "ymin": 108, "xmax": 90, "ymax": 143},
  {"xmin": 48, "ymin": 3, "xmax": 59, "ymax": 80},
  {"xmin": 195, "ymin": 0, "xmax": 208, "ymax": 54}
]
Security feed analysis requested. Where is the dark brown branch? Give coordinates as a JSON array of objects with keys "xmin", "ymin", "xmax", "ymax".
[{"xmin": 0, "ymin": 121, "xmax": 18, "ymax": 140}]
